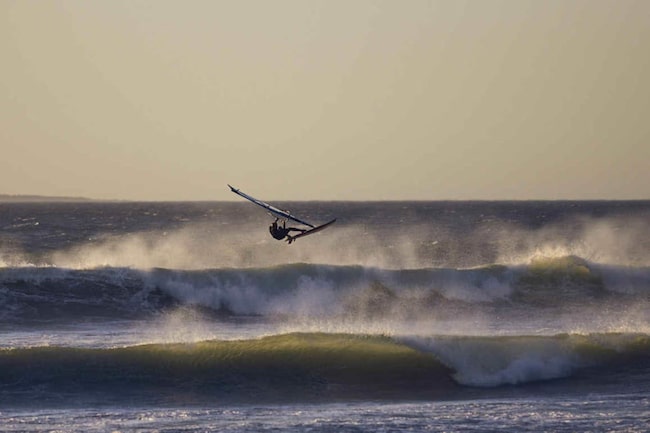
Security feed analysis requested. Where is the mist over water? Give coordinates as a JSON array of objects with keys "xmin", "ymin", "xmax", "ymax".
[{"xmin": 2, "ymin": 201, "xmax": 647, "ymax": 271}]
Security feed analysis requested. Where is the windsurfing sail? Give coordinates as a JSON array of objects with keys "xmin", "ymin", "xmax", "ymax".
[{"xmin": 228, "ymin": 184, "xmax": 315, "ymax": 228}]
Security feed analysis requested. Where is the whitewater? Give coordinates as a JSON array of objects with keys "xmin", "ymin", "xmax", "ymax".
[{"xmin": 1, "ymin": 200, "xmax": 649, "ymax": 432}]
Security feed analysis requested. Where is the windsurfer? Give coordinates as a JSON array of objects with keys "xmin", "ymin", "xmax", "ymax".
[{"xmin": 269, "ymin": 219, "xmax": 305, "ymax": 243}]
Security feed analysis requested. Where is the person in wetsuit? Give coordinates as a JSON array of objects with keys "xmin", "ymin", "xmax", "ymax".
[{"xmin": 269, "ymin": 219, "xmax": 305, "ymax": 243}]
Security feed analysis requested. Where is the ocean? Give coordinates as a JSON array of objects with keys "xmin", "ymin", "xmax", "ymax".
[{"xmin": 1, "ymin": 200, "xmax": 649, "ymax": 432}]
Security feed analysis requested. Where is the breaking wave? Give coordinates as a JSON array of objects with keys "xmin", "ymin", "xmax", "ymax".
[
  {"xmin": 1, "ymin": 256, "xmax": 649, "ymax": 322},
  {"xmin": 1, "ymin": 332, "xmax": 649, "ymax": 404}
]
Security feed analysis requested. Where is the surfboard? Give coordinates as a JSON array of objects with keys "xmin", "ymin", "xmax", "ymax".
[
  {"xmin": 287, "ymin": 219, "xmax": 336, "ymax": 243},
  {"xmin": 228, "ymin": 184, "xmax": 315, "ymax": 228}
]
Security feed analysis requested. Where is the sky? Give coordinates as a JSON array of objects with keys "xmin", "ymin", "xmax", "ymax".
[{"xmin": 1, "ymin": 0, "xmax": 648, "ymax": 201}]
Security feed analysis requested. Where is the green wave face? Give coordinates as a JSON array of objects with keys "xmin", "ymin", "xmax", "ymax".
[{"xmin": 0, "ymin": 333, "xmax": 455, "ymax": 403}]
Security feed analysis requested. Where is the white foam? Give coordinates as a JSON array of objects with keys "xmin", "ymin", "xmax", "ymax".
[{"xmin": 402, "ymin": 335, "xmax": 583, "ymax": 387}]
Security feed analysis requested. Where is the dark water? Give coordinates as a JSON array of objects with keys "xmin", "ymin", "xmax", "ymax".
[{"xmin": 1, "ymin": 201, "xmax": 649, "ymax": 431}]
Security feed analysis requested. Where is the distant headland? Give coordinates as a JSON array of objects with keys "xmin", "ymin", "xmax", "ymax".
[{"xmin": 0, "ymin": 194, "xmax": 94, "ymax": 203}]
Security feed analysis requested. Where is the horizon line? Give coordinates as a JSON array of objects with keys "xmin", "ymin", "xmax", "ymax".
[{"xmin": 1, "ymin": 193, "xmax": 648, "ymax": 203}]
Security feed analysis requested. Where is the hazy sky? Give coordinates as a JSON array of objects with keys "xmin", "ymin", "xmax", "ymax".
[{"xmin": 1, "ymin": 0, "xmax": 648, "ymax": 200}]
